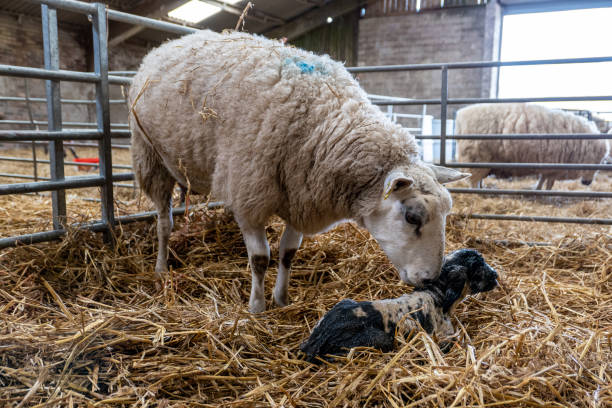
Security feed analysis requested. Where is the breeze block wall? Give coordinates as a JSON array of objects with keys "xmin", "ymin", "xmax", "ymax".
[
  {"xmin": 0, "ymin": 12, "xmax": 150, "ymax": 133},
  {"xmin": 357, "ymin": 1, "xmax": 501, "ymax": 121}
]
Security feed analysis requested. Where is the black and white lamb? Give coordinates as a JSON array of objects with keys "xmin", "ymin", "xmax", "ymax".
[{"xmin": 300, "ymin": 249, "xmax": 498, "ymax": 363}]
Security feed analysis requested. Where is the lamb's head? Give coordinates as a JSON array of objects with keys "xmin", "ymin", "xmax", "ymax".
[
  {"xmin": 437, "ymin": 249, "xmax": 498, "ymax": 312},
  {"xmin": 361, "ymin": 163, "xmax": 469, "ymax": 287}
]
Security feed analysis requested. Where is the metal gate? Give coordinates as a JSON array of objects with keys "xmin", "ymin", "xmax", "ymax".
[{"xmin": 0, "ymin": 0, "xmax": 610, "ymax": 250}]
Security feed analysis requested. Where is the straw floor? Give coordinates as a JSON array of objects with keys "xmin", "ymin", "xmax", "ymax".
[{"xmin": 0, "ymin": 148, "xmax": 610, "ymax": 407}]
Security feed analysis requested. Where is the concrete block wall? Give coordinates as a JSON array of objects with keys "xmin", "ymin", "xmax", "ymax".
[{"xmin": 357, "ymin": 2, "xmax": 501, "ymax": 121}]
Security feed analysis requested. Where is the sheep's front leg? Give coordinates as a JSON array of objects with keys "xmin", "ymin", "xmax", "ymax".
[
  {"xmin": 237, "ymin": 218, "xmax": 270, "ymax": 313},
  {"xmin": 274, "ymin": 224, "xmax": 303, "ymax": 307}
]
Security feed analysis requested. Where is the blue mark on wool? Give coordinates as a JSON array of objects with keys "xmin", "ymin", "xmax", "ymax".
[
  {"xmin": 283, "ymin": 56, "xmax": 327, "ymax": 75},
  {"xmin": 296, "ymin": 61, "xmax": 315, "ymax": 73}
]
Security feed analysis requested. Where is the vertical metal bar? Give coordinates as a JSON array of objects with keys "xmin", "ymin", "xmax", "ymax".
[
  {"xmin": 495, "ymin": 10, "xmax": 504, "ymax": 99},
  {"xmin": 24, "ymin": 79, "xmax": 39, "ymax": 182},
  {"xmin": 439, "ymin": 65, "xmax": 448, "ymax": 165},
  {"xmin": 42, "ymin": 5, "xmax": 66, "ymax": 229},
  {"xmin": 92, "ymin": 3, "xmax": 115, "ymax": 238}
]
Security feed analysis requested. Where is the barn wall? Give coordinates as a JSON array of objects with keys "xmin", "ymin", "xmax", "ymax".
[
  {"xmin": 357, "ymin": 2, "xmax": 501, "ymax": 120},
  {"xmin": 291, "ymin": 10, "xmax": 359, "ymax": 66},
  {"xmin": 0, "ymin": 12, "xmax": 148, "ymax": 131}
]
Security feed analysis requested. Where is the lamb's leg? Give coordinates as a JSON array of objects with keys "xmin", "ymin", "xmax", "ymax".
[
  {"xmin": 274, "ymin": 224, "xmax": 303, "ymax": 307},
  {"xmin": 535, "ymin": 175, "xmax": 545, "ymax": 190},
  {"xmin": 545, "ymin": 178, "xmax": 555, "ymax": 190},
  {"xmin": 236, "ymin": 217, "xmax": 270, "ymax": 313}
]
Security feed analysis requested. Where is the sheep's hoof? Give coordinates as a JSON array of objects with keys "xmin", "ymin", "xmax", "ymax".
[
  {"xmin": 249, "ymin": 298, "xmax": 266, "ymax": 314},
  {"xmin": 273, "ymin": 289, "xmax": 290, "ymax": 307}
]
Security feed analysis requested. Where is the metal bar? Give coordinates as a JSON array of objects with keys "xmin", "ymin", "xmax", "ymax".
[
  {"xmin": 444, "ymin": 163, "xmax": 612, "ymax": 171},
  {"xmin": 0, "ymin": 202, "xmax": 224, "ymax": 249},
  {"xmin": 0, "ymin": 96, "xmax": 126, "ymax": 104},
  {"xmin": 13, "ymin": 141, "xmax": 131, "ymax": 149},
  {"xmin": 0, "ymin": 156, "xmax": 131, "ymax": 170},
  {"xmin": 347, "ymin": 55, "xmax": 612, "ymax": 73},
  {"xmin": 108, "ymin": 75, "xmax": 133, "ymax": 85},
  {"xmin": 24, "ymin": 79, "xmax": 39, "ymax": 182},
  {"xmin": 93, "ymin": 3, "xmax": 115, "ymax": 238},
  {"xmin": 449, "ymin": 96, "xmax": 612, "ymax": 104},
  {"xmin": 372, "ymin": 95, "xmax": 612, "ymax": 106},
  {"xmin": 0, "ymin": 130, "xmax": 103, "ymax": 141},
  {"xmin": 42, "ymin": 4, "xmax": 66, "ymax": 230},
  {"xmin": 414, "ymin": 133, "xmax": 612, "ymax": 140},
  {"xmin": 0, "ymin": 229, "xmax": 68, "ymax": 249},
  {"xmin": 24, "ymin": 0, "xmax": 97, "ymax": 14},
  {"xmin": 448, "ymin": 188, "xmax": 612, "ymax": 198},
  {"xmin": 0, "ymin": 176, "xmax": 105, "ymax": 195},
  {"xmin": 0, "ymin": 64, "xmax": 100, "ymax": 82},
  {"xmin": 112, "ymin": 173, "xmax": 134, "ymax": 182},
  {"xmin": 109, "ymin": 71, "xmax": 136, "ymax": 76},
  {"xmin": 439, "ymin": 66, "xmax": 448, "ymax": 166},
  {"xmin": 106, "ymin": 9, "xmax": 197, "ymax": 35},
  {"xmin": 0, "ymin": 120, "xmax": 128, "ymax": 127},
  {"xmin": 502, "ymin": 0, "xmax": 612, "ymax": 15},
  {"xmin": 0, "ymin": 173, "xmax": 50, "ymax": 180},
  {"xmin": 458, "ymin": 213, "xmax": 612, "ymax": 225}
]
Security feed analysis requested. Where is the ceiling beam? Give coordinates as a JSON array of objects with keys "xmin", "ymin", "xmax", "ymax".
[
  {"xmin": 265, "ymin": 0, "xmax": 366, "ymax": 40},
  {"xmin": 108, "ymin": 0, "xmax": 188, "ymax": 47},
  {"xmin": 197, "ymin": 0, "xmax": 286, "ymax": 26}
]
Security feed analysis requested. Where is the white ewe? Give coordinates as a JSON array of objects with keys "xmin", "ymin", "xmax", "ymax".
[{"xmin": 129, "ymin": 30, "xmax": 468, "ymax": 313}]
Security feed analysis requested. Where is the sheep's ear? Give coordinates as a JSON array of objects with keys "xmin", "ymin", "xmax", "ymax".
[
  {"xmin": 427, "ymin": 164, "xmax": 470, "ymax": 184},
  {"xmin": 383, "ymin": 171, "xmax": 414, "ymax": 199}
]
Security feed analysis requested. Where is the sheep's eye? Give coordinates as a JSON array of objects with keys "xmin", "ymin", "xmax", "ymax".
[{"xmin": 404, "ymin": 211, "xmax": 420, "ymax": 225}]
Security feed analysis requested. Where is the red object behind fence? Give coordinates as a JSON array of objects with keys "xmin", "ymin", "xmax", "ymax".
[{"xmin": 73, "ymin": 157, "xmax": 99, "ymax": 171}]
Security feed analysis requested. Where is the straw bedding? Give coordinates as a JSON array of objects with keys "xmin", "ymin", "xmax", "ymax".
[{"xmin": 0, "ymin": 157, "xmax": 610, "ymax": 406}]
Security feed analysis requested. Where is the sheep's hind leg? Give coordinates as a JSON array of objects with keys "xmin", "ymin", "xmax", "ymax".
[
  {"xmin": 131, "ymin": 134, "xmax": 176, "ymax": 279},
  {"xmin": 237, "ymin": 217, "xmax": 271, "ymax": 313},
  {"xmin": 535, "ymin": 175, "xmax": 545, "ymax": 190},
  {"xmin": 152, "ymin": 185, "xmax": 175, "ymax": 278},
  {"xmin": 274, "ymin": 224, "xmax": 303, "ymax": 307},
  {"xmin": 469, "ymin": 168, "xmax": 489, "ymax": 189}
]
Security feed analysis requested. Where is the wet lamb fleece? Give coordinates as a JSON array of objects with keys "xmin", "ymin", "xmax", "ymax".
[{"xmin": 300, "ymin": 249, "xmax": 499, "ymax": 363}]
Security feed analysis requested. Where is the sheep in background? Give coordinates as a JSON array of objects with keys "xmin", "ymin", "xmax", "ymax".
[
  {"xmin": 129, "ymin": 29, "xmax": 469, "ymax": 313},
  {"xmin": 455, "ymin": 103, "xmax": 610, "ymax": 189}
]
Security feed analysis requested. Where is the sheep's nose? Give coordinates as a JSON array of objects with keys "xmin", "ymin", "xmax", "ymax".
[{"xmin": 581, "ymin": 179, "xmax": 592, "ymax": 186}]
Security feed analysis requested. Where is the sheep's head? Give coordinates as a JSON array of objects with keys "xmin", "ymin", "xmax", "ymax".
[
  {"xmin": 436, "ymin": 249, "xmax": 498, "ymax": 313},
  {"xmin": 361, "ymin": 163, "xmax": 469, "ymax": 288}
]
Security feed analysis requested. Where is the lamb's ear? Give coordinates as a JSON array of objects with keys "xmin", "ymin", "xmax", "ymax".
[
  {"xmin": 441, "ymin": 265, "xmax": 468, "ymax": 313},
  {"xmin": 426, "ymin": 163, "xmax": 470, "ymax": 184},
  {"xmin": 383, "ymin": 170, "xmax": 414, "ymax": 199}
]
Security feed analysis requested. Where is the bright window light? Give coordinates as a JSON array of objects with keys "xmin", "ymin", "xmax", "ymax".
[
  {"xmin": 499, "ymin": 7, "xmax": 612, "ymax": 119},
  {"xmin": 168, "ymin": 0, "xmax": 241, "ymax": 24}
]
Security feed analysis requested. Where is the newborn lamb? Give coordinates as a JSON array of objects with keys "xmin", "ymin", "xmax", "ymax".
[{"xmin": 300, "ymin": 249, "xmax": 498, "ymax": 363}]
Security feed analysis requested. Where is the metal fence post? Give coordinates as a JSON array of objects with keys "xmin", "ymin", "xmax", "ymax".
[
  {"xmin": 24, "ymin": 79, "xmax": 39, "ymax": 182},
  {"xmin": 439, "ymin": 66, "xmax": 448, "ymax": 166},
  {"xmin": 42, "ymin": 4, "xmax": 66, "ymax": 229},
  {"xmin": 92, "ymin": 2, "xmax": 115, "ymax": 239}
]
